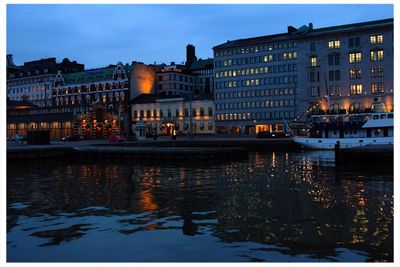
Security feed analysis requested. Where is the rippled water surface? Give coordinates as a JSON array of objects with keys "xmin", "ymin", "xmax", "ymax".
[{"xmin": 7, "ymin": 151, "xmax": 393, "ymax": 262}]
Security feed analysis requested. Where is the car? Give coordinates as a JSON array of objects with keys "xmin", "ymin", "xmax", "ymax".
[
  {"xmin": 109, "ymin": 135, "xmax": 127, "ymax": 142},
  {"xmin": 62, "ymin": 134, "xmax": 85, "ymax": 142}
]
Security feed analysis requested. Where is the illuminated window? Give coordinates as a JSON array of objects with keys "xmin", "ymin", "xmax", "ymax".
[
  {"xmin": 328, "ymin": 40, "xmax": 340, "ymax": 49},
  {"xmin": 349, "ymin": 68, "xmax": 362, "ymax": 79},
  {"xmin": 349, "ymin": 52, "xmax": 362, "ymax": 63},
  {"xmin": 371, "ymin": 83, "xmax": 384, "ymax": 94},
  {"xmin": 310, "ymin": 56, "xmax": 317, "ymax": 66},
  {"xmin": 370, "ymin": 50, "xmax": 384, "ymax": 61},
  {"xmin": 370, "ymin": 34, "xmax": 383, "ymax": 44},
  {"xmin": 350, "ymin": 84, "xmax": 363, "ymax": 95}
]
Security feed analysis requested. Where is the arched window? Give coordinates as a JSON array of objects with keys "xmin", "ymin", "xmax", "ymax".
[
  {"xmin": 115, "ymin": 92, "xmax": 119, "ymax": 101},
  {"xmin": 330, "ymin": 103, "xmax": 340, "ymax": 113},
  {"xmin": 349, "ymin": 102, "xmax": 361, "ymax": 113},
  {"xmin": 120, "ymin": 91, "xmax": 125, "ymax": 101}
]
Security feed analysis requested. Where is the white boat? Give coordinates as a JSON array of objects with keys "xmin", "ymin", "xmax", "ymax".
[{"xmin": 292, "ymin": 105, "xmax": 393, "ymax": 150}]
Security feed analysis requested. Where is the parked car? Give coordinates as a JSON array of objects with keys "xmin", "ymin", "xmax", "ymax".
[
  {"xmin": 62, "ymin": 134, "xmax": 85, "ymax": 142},
  {"xmin": 109, "ymin": 135, "xmax": 127, "ymax": 142},
  {"xmin": 257, "ymin": 131, "xmax": 292, "ymax": 138}
]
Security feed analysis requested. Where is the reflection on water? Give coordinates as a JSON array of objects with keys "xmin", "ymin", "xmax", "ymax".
[{"xmin": 7, "ymin": 151, "xmax": 393, "ymax": 262}]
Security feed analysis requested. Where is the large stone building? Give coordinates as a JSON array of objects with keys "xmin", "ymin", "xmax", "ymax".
[
  {"xmin": 213, "ymin": 18, "xmax": 393, "ymax": 134},
  {"xmin": 6, "ymin": 56, "xmax": 84, "ymax": 106}
]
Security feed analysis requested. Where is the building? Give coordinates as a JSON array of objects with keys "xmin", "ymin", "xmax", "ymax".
[
  {"xmin": 131, "ymin": 44, "xmax": 215, "ymax": 136},
  {"xmin": 131, "ymin": 94, "xmax": 214, "ymax": 135},
  {"xmin": 213, "ymin": 18, "xmax": 393, "ymax": 134},
  {"xmin": 7, "ymin": 56, "xmax": 84, "ymax": 106},
  {"xmin": 297, "ymin": 19, "xmax": 393, "ymax": 115},
  {"xmin": 52, "ymin": 62, "xmax": 131, "ymax": 138},
  {"xmin": 7, "ymin": 98, "xmax": 75, "ymax": 140},
  {"xmin": 129, "ymin": 62, "xmax": 158, "ymax": 100}
]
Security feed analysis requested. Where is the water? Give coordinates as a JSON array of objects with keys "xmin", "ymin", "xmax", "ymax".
[{"xmin": 7, "ymin": 151, "xmax": 393, "ymax": 262}]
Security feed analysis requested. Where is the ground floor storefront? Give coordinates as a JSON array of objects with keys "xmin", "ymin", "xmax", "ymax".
[
  {"xmin": 215, "ymin": 122, "xmax": 286, "ymax": 135},
  {"xmin": 133, "ymin": 119, "xmax": 215, "ymax": 136}
]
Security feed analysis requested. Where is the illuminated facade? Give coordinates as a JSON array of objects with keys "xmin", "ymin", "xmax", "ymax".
[
  {"xmin": 298, "ymin": 19, "xmax": 393, "ymax": 115},
  {"xmin": 52, "ymin": 62, "xmax": 131, "ymax": 138},
  {"xmin": 131, "ymin": 94, "xmax": 214, "ymax": 135},
  {"xmin": 7, "ymin": 56, "xmax": 84, "ymax": 107},
  {"xmin": 213, "ymin": 18, "xmax": 393, "ymax": 134}
]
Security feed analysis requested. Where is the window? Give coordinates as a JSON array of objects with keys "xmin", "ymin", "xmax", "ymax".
[
  {"xmin": 335, "ymin": 70, "xmax": 341, "ymax": 81},
  {"xmin": 328, "ymin": 40, "xmax": 340, "ymax": 49},
  {"xmin": 310, "ymin": 87, "xmax": 319, "ymax": 97},
  {"xmin": 370, "ymin": 34, "xmax": 383, "ymax": 44},
  {"xmin": 349, "ymin": 68, "xmax": 362, "ymax": 79},
  {"xmin": 349, "ymin": 52, "xmax": 362, "ymax": 63},
  {"xmin": 329, "ymin": 70, "xmax": 334, "ymax": 81},
  {"xmin": 200, "ymin": 107, "xmax": 205, "ymax": 116},
  {"xmin": 311, "ymin": 56, "xmax": 317, "ymax": 66},
  {"xmin": 349, "ymin": 38, "xmax": 354, "ymax": 47},
  {"xmin": 208, "ymin": 107, "xmax": 213, "ymax": 116},
  {"xmin": 370, "ymin": 50, "xmax": 384, "ymax": 61},
  {"xmin": 371, "ymin": 83, "xmax": 384, "ymax": 94},
  {"xmin": 350, "ymin": 84, "xmax": 363, "ymax": 95},
  {"xmin": 329, "ymin": 85, "xmax": 340, "ymax": 96},
  {"xmin": 310, "ymin": 42, "xmax": 315, "ymax": 52},
  {"xmin": 335, "ymin": 54, "xmax": 340, "ymax": 65},
  {"xmin": 328, "ymin": 54, "xmax": 334, "ymax": 66}
]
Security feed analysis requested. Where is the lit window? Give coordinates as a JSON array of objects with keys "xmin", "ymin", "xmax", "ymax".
[
  {"xmin": 370, "ymin": 36, "xmax": 376, "ymax": 44},
  {"xmin": 349, "ymin": 52, "xmax": 362, "ymax": 63},
  {"xmin": 328, "ymin": 40, "xmax": 340, "ymax": 49},
  {"xmin": 370, "ymin": 35, "xmax": 383, "ymax": 44},
  {"xmin": 370, "ymin": 50, "xmax": 384, "ymax": 61},
  {"xmin": 350, "ymin": 84, "xmax": 363, "ymax": 95},
  {"xmin": 311, "ymin": 56, "xmax": 317, "ymax": 66}
]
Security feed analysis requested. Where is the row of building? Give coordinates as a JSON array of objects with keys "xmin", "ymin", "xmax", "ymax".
[{"xmin": 7, "ymin": 18, "xmax": 393, "ymax": 139}]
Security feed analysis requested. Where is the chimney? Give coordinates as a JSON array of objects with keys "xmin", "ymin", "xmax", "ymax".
[
  {"xmin": 7, "ymin": 54, "xmax": 15, "ymax": 67},
  {"xmin": 309, "ymin": 23, "xmax": 313, "ymax": 30},
  {"xmin": 186, "ymin": 44, "xmax": 196, "ymax": 67}
]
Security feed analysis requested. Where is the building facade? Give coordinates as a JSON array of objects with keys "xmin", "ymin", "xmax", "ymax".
[
  {"xmin": 131, "ymin": 94, "xmax": 214, "ymax": 135},
  {"xmin": 7, "ymin": 56, "xmax": 84, "ymax": 106},
  {"xmin": 52, "ymin": 62, "xmax": 131, "ymax": 138},
  {"xmin": 296, "ymin": 19, "xmax": 393, "ymax": 115},
  {"xmin": 213, "ymin": 18, "xmax": 393, "ymax": 134},
  {"xmin": 131, "ymin": 44, "xmax": 215, "ymax": 136},
  {"xmin": 7, "ymin": 99, "xmax": 75, "ymax": 140}
]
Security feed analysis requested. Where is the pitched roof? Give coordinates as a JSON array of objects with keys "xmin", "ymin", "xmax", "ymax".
[{"xmin": 63, "ymin": 64, "xmax": 132, "ymax": 85}]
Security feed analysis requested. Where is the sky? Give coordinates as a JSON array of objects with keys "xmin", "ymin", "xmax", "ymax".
[{"xmin": 7, "ymin": 4, "xmax": 393, "ymax": 69}]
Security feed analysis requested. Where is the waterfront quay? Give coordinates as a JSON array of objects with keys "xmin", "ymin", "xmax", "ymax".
[{"xmin": 6, "ymin": 136, "xmax": 293, "ymax": 161}]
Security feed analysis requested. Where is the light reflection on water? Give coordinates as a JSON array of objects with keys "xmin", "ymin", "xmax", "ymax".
[{"xmin": 7, "ymin": 151, "xmax": 393, "ymax": 262}]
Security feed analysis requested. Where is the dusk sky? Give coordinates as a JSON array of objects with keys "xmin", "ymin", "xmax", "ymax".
[{"xmin": 7, "ymin": 4, "xmax": 393, "ymax": 69}]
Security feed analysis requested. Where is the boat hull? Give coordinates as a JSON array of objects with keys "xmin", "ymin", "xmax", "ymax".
[{"xmin": 292, "ymin": 136, "xmax": 394, "ymax": 150}]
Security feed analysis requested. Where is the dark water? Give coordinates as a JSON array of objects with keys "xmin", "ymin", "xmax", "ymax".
[{"xmin": 7, "ymin": 151, "xmax": 393, "ymax": 262}]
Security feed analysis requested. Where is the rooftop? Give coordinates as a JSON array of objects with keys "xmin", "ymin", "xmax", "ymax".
[
  {"xmin": 63, "ymin": 64, "xmax": 132, "ymax": 85},
  {"xmin": 213, "ymin": 18, "xmax": 393, "ymax": 50}
]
